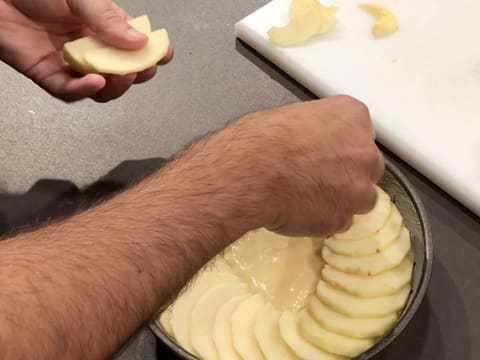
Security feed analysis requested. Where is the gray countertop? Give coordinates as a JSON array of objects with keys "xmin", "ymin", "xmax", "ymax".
[{"xmin": 1, "ymin": 1, "xmax": 479, "ymax": 359}]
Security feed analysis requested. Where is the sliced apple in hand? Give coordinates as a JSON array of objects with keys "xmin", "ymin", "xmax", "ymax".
[
  {"xmin": 83, "ymin": 29, "xmax": 170, "ymax": 75},
  {"xmin": 254, "ymin": 303, "xmax": 299, "ymax": 360},
  {"xmin": 279, "ymin": 311, "xmax": 345, "ymax": 360},
  {"xmin": 63, "ymin": 15, "xmax": 151, "ymax": 73}
]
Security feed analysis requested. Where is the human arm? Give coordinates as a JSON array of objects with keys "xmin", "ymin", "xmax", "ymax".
[
  {"xmin": 0, "ymin": 96, "xmax": 383, "ymax": 360},
  {"xmin": 0, "ymin": 0, "xmax": 173, "ymax": 102}
]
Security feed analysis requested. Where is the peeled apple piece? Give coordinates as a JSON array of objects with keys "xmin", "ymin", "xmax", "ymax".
[
  {"xmin": 279, "ymin": 311, "xmax": 346, "ymax": 360},
  {"xmin": 190, "ymin": 282, "xmax": 249, "ymax": 360},
  {"xmin": 83, "ymin": 29, "xmax": 170, "ymax": 75},
  {"xmin": 325, "ymin": 205, "xmax": 403, "ymax": 256},
  {"xmin": 63, "ymin": 15, "xmax": 151, "ymax": 73},
  {"xmin": 335, "ymin": 187, "xmax": 391, "ymax": 240},
  {"xmin": 254, "ymin": 303, "xmax": 300, "ymax": 360},
  {"xmin": 232, "ymin": 294, "xmax": 266, "ymax": 360},
  {"xmin": 323, "ymin": 227, "xmax": 411, "ymax": 276},
  {"xmin": 316, "ymin": 280, "xmax": 411, "ymax": 318},
  {"xmin": 170, "ymin": 271, "xmax": 239, "ymax": 354},
  {"xmin": 298, "ymin": 310, "xmax": 374, "ymax": 357},
  {"xmin": 213, "ymin": 295, "xmax": 249, "ymax": 360},
  {"xmin": 359, "ymin": 3, "xmax": 398, "ymax": 38},
  {"xmin": 322, "ymin": 254, "xmax": 414, "ymax": 298},
  {"xmin": 308, "ymin": 296, "xmax": 397, "ymax": 339},
  {"xmin": 268, "ymin": 1, "xmax": 337, "ymax": 46}
]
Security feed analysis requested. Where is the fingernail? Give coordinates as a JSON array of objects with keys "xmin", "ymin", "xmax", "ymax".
[{"xmin": 126, "ymin": 28, "xmax": 147, "ymax": 42}]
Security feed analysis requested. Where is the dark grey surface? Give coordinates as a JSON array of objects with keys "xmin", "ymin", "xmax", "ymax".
[{"xmin": 0, "ymin": 1, "xmax": 479, "ymax": 359}]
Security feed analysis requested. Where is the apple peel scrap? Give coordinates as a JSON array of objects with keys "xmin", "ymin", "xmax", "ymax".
[
  {"xmin": 63, "ymin": 15, "xmax": 170, "ymax": 75},
  {"xmin": 358, "ymin": 3, "xmax": 398, "ymax": 38},
  {"xmin": 268, "ymin": 0, "xmax": 338, "ymax": 46}
]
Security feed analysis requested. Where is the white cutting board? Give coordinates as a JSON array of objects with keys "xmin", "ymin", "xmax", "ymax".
[{"xmin": 235, "ymin": 0, "xmax": 480, "ymax": 217}]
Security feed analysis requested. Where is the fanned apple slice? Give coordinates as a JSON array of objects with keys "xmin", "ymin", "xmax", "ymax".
[
  {"xmin": 323, "ymin": 227, "xmax": 411, "ymax": 276},
  {"xmin": 316, "ymin": 281, "xmax": 411, "ymax": 318},
  {"xmin": 213, "ymin": 295, "xmax": 249, "ymax": 360},
  {"xmin": 254, "ymin": 303, "xmax": 299, "ymax": 360},
  {"xmin": 63, "ymin": 15, "xmax": 151, "ymax": 73},
  {"xmin": 335, "ymin": 186, "xmax": 391, "ymax": 240},
  {"xmin": 279, "ymin": 311, "xmax": 346, "ymax": 360},
  {"xmin": 232, "ymin": 294, "xmax": 266, "ymax": 360},
  {"xmin": 322, "ymin": 253, "xmax": 414, "ymax": 297},
  {"xmin": 325, "ymin": 205, "xmax": 403, "ymax": 256},
  {"xmin": 157, "ymin": 307, "xmax": 173, "ymax": 336},
  {"xmin": 190, "ymin": 282, "xmax": 249, "ymax": 360},
  {"xmin": 83, "ymin": 29, "xmax": 170, "ymax": 75},
  {"xmin": 309, "ymin": 296, "xmax": 397, "ymax": 339},
  {"xmin": 299, "ymin": 310, "xmax": 374, "ymax": 357},
  {"xmin": 170, "ymin": 271, "xmax": 239, "ymax": 354}
]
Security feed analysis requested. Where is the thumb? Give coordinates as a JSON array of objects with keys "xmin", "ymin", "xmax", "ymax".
[{"xmin": 66, "ymin": 0, "xmax": 147, "ymax": 49}]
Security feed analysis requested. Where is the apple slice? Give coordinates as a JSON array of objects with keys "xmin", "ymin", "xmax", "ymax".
[
  {"xmin": 325, "ymin": 205, "xmax": 403, "ymax": 256},
  {"xmin": 309, "ymin": 296, "xmax": 397, "ymax": 339},
  {"xmin": 157, "ymin": 307, "xmax": 173, "ymax": 336},
  {"xmin": 335, "ymin": 186, "xmax": 391, "ymax": 240},
  {"xmin": 279, "ymin": 311, "xmax": 345, "ymax": 360},
  {"xmin": 316, "ymin": 280, "xmax": 411, "ymax": 318},
  {"xmin": 83, "ymin": 29, "xmax": 170, "ymax": 75},
  {"xmin": 190, "ymin": 282, "xmax": 249, "ymax": 360},
  {"xmin": 322, "ymin": 253, "xmax": 414, "ymax": 297},
  {"xmin": 231, "ymin": 294, "xmax": 266, "ymax": 360},
  {"xmin": 299, "ymin": 310, "xmax": 374, "ymax": 357},
  {"xmin": 254, "ymin": 303, "xmax": 299, "ymax": 360},
  {"xmin": 213, "ymin": 295, "xmax": 249, "ymax": 360},
  {"xmin": 323, "ymin": 227, "xmax": 411, "ymax": 276},
  {"xmin": 63, "ymin": 15, "xmax": 151, "ymax": 73},
  {"xmin": 170, "ymin": 271, "xmax": 239, "ymax": 354}
]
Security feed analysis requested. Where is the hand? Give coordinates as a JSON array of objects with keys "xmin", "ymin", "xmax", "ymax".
[
  {"xmin": 0, "ymin": 0, "xmax": 173, "ymax": 102},
  {"xmin": 217, "ymin": 95, "xmax": 384, "ymax": 237}
]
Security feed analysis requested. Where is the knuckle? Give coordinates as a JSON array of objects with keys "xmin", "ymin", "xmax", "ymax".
[
  {"xmin": 102, "ymin": 7, "xmax": 120, "ymax": 24},
  {"xmin": 333, "ymin": 95, "xmax": 369, "ymax": 113}
]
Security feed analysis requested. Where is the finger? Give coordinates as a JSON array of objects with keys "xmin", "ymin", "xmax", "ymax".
[
  {"xmin": 372, "ymin": 148, "xmax": 385, "ymax": 183},
  {"xmin": 91, "ymin": 73, "xmax": 137, "ymax": 103},
  {"xmin": 43, "ymin": 73, "xmax": 106, "ymax": 102},
  {"xmin": 134, "ymin": 66, "xmax": 157, "ymax": 84},
  {"xmin": 133, "ymin": 45, "xmax": 174, "ymax": 84},
  {"xmin": 354, "ymin": 185, "xmax": 378, "ymax": 215},
  {"xmin": 66, "ymin": 0, "xmax": 147, "ymax": 49},
  {"xmin": 27, "ymin": 51, "xmax": 106, "ymax": 102}
]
